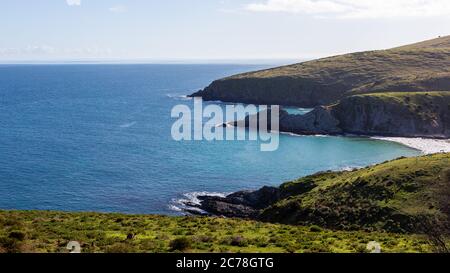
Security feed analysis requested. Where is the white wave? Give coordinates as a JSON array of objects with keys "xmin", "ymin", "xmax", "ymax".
[
  {"xmin": 339, "ymin": 165, "xmax": 362, "ymax": 172},
  {"xmin": 372, "ymin": 137, "xmax": 450, "ymax": 155},
  {"xmin": 166, "ymin": 94, "xmax": 192, "ymax": 101},
  {"xmin": 119, "ymin": 121, "xmax": 137, "ymax": 128},
  {"xmin": 279, "ymin": 131, "xmax": 328, "ymax": 137},
  {"xmin": 169, "ymin": 191, "xmax": 229, "ymax": 214},
  {"xmin": 168, "ymin": 204, "xmax": 182, "ymax": 212}
]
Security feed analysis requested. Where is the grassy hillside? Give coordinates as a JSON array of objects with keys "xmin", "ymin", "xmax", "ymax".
[
  {"xmin": 192, "ymin": 36, "xmax": 450, "ymax": 107},
  {"xmin": 260, "ymin": 153, "xmax": 450, "ymax": 233},
  {"xmin": 0, "ymin": 210, "xmax": 432, "ymax": 253}
]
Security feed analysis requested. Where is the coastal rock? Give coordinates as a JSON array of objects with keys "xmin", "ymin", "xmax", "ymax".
[
  {"xmin": 280, "ymin": 106, "xmax": 342, "ymax": 135},
  {"xmin": 196, "ymin": 195, "xmax": 258, "ymax": 218},
  {"xmin": 331, "ymin": 93, "xmax": 450, "ymax": 138},
  {"xmin": 193, "ymin": 186, "xmax": 281, "ymax": 218},
  {"xmin": 234, "ymin": 92, "xmax": 450, "ymax": 138}
]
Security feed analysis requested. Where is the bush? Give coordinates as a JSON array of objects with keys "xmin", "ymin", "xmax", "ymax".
[
  {"xmin": 9, "ymin": 231, "xmax": 26, "ymax": 241},
  {"xmin": 229, "ymin": 236, "xmax": 248, "ymax": 247},
  {"xmin": 105, "ymin": 243, "xmax": 135, "ymax": 253},
  {"xmin": 0, "ymin": 237, "xmax": 22, "ymax": 253},
  {"xmin": 309, "ymin": 225, "xmax": 323, "ymax": 232},
  {"xmin": 170, "ymin": 237, "xmax": 192, "ymax": 251}
]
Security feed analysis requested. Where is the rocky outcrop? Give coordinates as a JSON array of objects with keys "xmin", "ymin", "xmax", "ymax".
[
  {"xmin": 191, "ymin": 182, "xmax": 319, "ymax": 219},
  {"xmin": 280, "ymin": 106, "xmax": 342, "ymax": 135},
  {"xmin": 191, "ymin": 77, "xmax": 346, "ymax": 107},
  {"xmin": 331, "ymin": 93, "xmax": 450, "ymax": 138},
  {"xmin": 191, "ymin": 186, "xmax": 280, "ymax": 218},
  {"xmin": 233, "ymin": 92, "xmax": 450, "ymax": 138}
]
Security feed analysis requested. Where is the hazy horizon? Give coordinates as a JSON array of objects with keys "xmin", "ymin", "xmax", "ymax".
[{"xmin": 1, "ymin": 0, "xmax": 449, "ymax": 62}]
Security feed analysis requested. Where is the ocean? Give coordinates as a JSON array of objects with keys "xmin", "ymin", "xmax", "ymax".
[{"xmin": 0, "ymin": 64, "xmax": 421, "ymax": 214}]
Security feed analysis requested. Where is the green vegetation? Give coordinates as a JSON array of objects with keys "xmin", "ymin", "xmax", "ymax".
[
  {"xmin": 350, "ymin": 91, "xmax": 450, "ymax": 111},
  {"xmin": 0, "ymin": 210, "xmax": 432, "ymax": 253},
  {"xmin": 353, "ymin": 90, "xmax": 450, "ymax": 101},
  {"xmin": 261, "ymin": 153, "xmax": 450, "ymax": 234}
]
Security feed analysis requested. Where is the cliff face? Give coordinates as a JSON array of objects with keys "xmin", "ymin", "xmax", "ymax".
[
  {"xmin": 280, "ymin": 106, "xmax": 342, "ymax": 135},
  {"xmin": 331, "ymin": 92, "xmax": 450, "ymax": 138},
  {"xmin": 237, "ymin": 92, "xmax": 450, "ymax": 138},
  {"xmin": 195, "ymin": 77, "xmax": 345, "ymax": 107},
  {"xmin": 191, "ymin": 36, "xmax": 450, "ymax": 107}
]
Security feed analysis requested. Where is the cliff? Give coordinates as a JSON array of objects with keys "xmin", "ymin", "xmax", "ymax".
[
  {"xmin": 191, "ymin": 36, "xmax": 450, "ymax": 107},
  {"xmin": 331, "ymin": 92, "xmax": 450, "ymax": 138},
  {"xmin": 236, "ymin": 92, "xmax": 450, "ymax": 138}
]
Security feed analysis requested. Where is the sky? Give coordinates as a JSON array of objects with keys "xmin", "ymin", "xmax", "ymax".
[{"xmin": 0, "ymin": 0, "xmax": 449, "ymax": 63}]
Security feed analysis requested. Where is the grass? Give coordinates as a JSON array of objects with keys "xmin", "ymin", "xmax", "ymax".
[{"xmin": 0, "ymin": 210, "xmax": 432, "ymax": 253}]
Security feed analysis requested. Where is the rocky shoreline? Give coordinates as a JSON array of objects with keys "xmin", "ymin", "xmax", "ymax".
[{"xmin": 183, "ymin": 186, "xmax": 281, "ymax": 219}]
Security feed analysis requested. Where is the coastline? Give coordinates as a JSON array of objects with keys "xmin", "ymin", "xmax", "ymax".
[{"xmin": 372, "ymin": 137, "xmax": 450, "ymax": 155}]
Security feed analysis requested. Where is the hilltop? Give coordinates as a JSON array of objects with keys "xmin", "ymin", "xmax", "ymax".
[{"xmin": 191, "ymin": 36, "xmax": 450, "ymax": 107}]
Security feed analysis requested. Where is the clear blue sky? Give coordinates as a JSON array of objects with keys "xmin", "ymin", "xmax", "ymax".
[{"xmin": 1, "ymin": 0, "xmax": 449, "ymax": 62}]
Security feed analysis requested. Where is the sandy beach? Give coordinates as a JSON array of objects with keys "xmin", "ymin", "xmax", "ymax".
[{"xmin": 372, "ymin": 137, "xmax": 450, "ymax": 155}]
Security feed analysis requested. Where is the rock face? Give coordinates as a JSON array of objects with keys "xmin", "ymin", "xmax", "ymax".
[
  {"xmin": 234, "ymin": 92, "xmax": 450, "ymax": 138},
  {"xmin": 194, "ymin": 187, "xmax": 280, "ymax": 218},
  {"xmin": 191, "ymin": 77, "xmax": 345, "ymax": 107},
  {"xmin": 191, "ymin": 36, "xmax": 450, "ymax": 107},
  {"xmin": 331, "ymin": 93, "xmax": 450, "ymax": 138},
  {"xmin": 280, "ymin": 106, "xmax": 342, "ymax": 135}
]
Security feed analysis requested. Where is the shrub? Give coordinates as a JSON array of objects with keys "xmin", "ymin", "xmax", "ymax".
[
  {"xmin": 9, "ymin": 231, "xmax": 26, "ymax": 241},
  {"xmin": 193, "ymin": 235, "xmax": 213, "ymax": 243},
  {"xmin": 105, "ymin": 243, "xmax": 135, "ymax": 253},
  {"xmin": 0, "ymin": 237, "xmax": 22, "ymax": 253},
  {"xmin": 229, "ymin": 236, "xmax": 248, "ymax": 247},
  {"xmin": 309, "ymin": 225, "xmax": 323, "ymax": 232},
  {"xmin": 170, "ymin": 237, "xmax": 192, "ymax": 251}
]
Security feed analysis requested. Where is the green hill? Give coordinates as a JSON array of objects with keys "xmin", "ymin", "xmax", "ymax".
[
  {"xmin": 261, "ymin": 153, "xmax": 450, "ymax": 233},
  {"xmin": 197, "ymin": 153, "xmax": 450, "ymax": 235},
  {"xmin": 191, "ymin": 36, "xmax": 450, "ymax": 107}
]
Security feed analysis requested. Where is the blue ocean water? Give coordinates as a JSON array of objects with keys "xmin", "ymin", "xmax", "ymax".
[{"xmin": 0, "ymin": 64, "xmax": 420, "ymax": 214}]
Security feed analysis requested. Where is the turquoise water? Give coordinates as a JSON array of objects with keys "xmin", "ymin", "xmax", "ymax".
[
  {"xmin": 283, "ymin": 107, "xmax": 313, "ymax": 115},
  {"xmin": 0, "ymin": 64, "xmax": 420, "ymax": 214}
]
